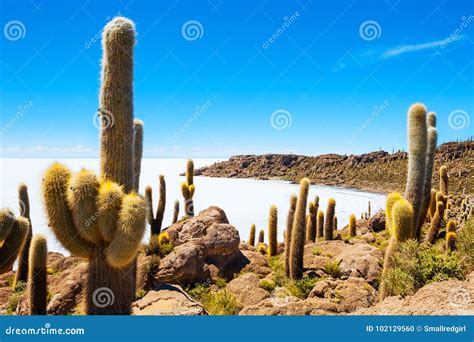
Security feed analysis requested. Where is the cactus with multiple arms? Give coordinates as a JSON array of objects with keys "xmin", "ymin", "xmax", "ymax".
[
  {"xmin": 324, "ymin": 198, "xmax": 336, "ymax": 240},
  {"xmin": 28, "ymin": 234, "xmax": 48, "ymax": 315},
  {"xmin": 145, "ymin": 175, "xmax": 166, "ymax": 236},
  {"xmin": 0, "ymin": 209, "xmax": 29, "ymax": 274},
  {"xmin": 181, "ymin": 159, "xmax": 195, "ymax": 217},
  {"xmin": 14, "ymin": 183, "xmax": 32, "ymax": 287},
  {"xmin": 289, "ymin": 178, "xmax": 310, "ymax": 280}
]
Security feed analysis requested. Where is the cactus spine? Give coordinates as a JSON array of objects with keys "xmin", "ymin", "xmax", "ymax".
[
  {"xmin": 268, "ymin": 205, "xmax": 278, "ymax": 256},
  {"xmin": 316, "ymin": 210, "xmax": 324, "ymax": 239},
  {"xmin": 248, "ymin": 224, "xmax": 256, "ymax": 246},
  {"xmin": 28, "ymin": 234, "xmax": 47, "ymax": 315},
  {"xmin": 41, "ymin": 18, "xmax": 146, "ymax": 315},
  {"xmin": 284, "ymin": 194, "xmax": 297, "ymax": 277},
  {"xmin": 349, "ymin": 214, "xmax": 356, "ymax": 237},
  {"xmin": 324, "ymin": 198, "xmax": 336, "ymax": 241},
  {"xmin": 181, "ymin": 159, "xmax": 195, "ymax": 217},
  {"xmin": 172, "ymin": 200, "xmax": 179, "ymax": 224},
  {"xmin": 380, "ymin": 198, "xmax": 415, "ymax": 300},
  {"xmin": 439, "ymin": 165, "xmax": 448, "ymax": 196},
  {"xmin": 289, "ymin": 178, "xmax": 310, "ymax": 280},
  {"xmin": 14, "ymin": 184, "xmax": 32, "ymax": 287},
  {"xmin": 145, "ymin": 175, "xmax": 166, "ymax": 236},
  {"xmin": 258, "ymin": 229, "xmax": 264, "ymax": 243},
  {"xmin": 0, "ymin": 210, "xmax": 29, "ymax": 274},
  {"xmin": 132, "ymin": 119, "xmax": 143, "ymax": 192}
]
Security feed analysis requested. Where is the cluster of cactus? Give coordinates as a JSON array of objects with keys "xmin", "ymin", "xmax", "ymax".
[
  {"xmin": 324, "ymin": 198, "xmax": 336, "ymax": 240},
  {"xmin": 284, "ymin": 194, "xmax": 297, "ymax": 277},
  {"xmin": 28, "ymin": 234, "xmax": 48, "ymax": 315},
  {"xmin": 425, "ymin": 165, "xmax": 450, "ymax": 244},
  {"xmin": 288, "ymin": 178, "xmax": 310, "ymax": 280},
  {"xmin": 41, "ymin": 17, "xmax": 147, "ymax": 315},
  {"xmin": 0, "ymin": 209, "xmax": 29, "ymax": 274},
  {"xmin": 145, "ymin": 175, "xmax": 166, "ymax": 236},
  {"xmin": 268, "ymin": 205, "xmax": 278, "ymax": 256},
  {"xmin": 181, "ymin": 159, "xmax": 195, "ymax": 218}
]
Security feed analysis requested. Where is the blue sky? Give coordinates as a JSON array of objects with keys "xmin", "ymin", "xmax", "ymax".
[{"xmin": 0, "ymin": 0, "xmax": 473, "ymax": 158}]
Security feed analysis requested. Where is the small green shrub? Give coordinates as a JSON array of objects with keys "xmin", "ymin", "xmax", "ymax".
[
  {"xmin": 268, "ymin": 256, "xmax": 286, "ymax": 287},
  {"xmin": 260, "ymin": 279, "xmax": 276, "ymax": 292},
  {"xmin": 384, "ymin": 267, "xmax": 415, "ymax": 297},
  {"xmin": 201, "ymin": 290, "xmax": 240, "ymax": 315},
  {"xmin": 324, "ymin": 260, "xmax": 341, "ymax": 278},
  {"xmin": 214, "ymin": 277, "xmax": 227, "ymax": 289},
  {"xmin": 312, "ymin": 247, "xmax": 321, "ymax": 255},
  {"xmin": 287, "ymin": 276, "xmax": 319, "ymax": 299}
]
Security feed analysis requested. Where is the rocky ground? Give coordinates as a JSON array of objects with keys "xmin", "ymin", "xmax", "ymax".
[
  {"xmin": 1, "ymin": 206, "xmax": 472, "ymax": 316},
  {"xmin": 195, "ymin": 140, "xmax": 474, "ymax": 195}
]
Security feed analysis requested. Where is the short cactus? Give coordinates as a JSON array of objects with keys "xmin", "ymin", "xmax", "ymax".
[
  {"xmin": 305, "ymin": 201, "xmax": 317, "ymax": 243},
  {"xmin": 0, "ymin": 210, "xmax": 29, "ymax": 274},
  {"xmin": 446, "ymin": 232, "xmax": 457, "ymax": 252},
  {"xmin": 446, "ymin": 220, "xmax": 457, "ymax": 233},
  {"xmin": 439, "ymin": 165, "xmax": 448, "ymax": 196},
  {"xmin": 14, "ymin": 183, "xmax": 33, "ymax": 288},
  {"xmin": 172, "ymin": 200, "xmax": 180, "ymax": 224},
  {"xmin": 248, "ymin": 224, "xmax": 256, "ymax": 246},
  {"xmin": 289, "ymin": 178, "xmax": 310, "ymax": 280},
  {"xmin": 145, "ymin": 175, "xmax": 166, "ymax": 236},
  {"xmin": 386, "ymin": 192, "xmax": 403, "ymax": 234},
  {"xmin": 316, "ymin": 210, "xmax": 324, "ymax": 239},
  {"xmin": 333, "ymin": 215, "xmax": 338, "ymax": 231},
  {"xmin": 132, "ymin": 119, "xmax": 143, "ymax": 192},
  {"xmin": 426, "ymin": 201, "xmax": 445, "ymax": 244},
  {"xmin": 258, "ymin": 229, "xmax": 264, "ymax": 243},
  {"xmin": 257, "ymin": 243, "xmax": 267, "ymax": 255},
  {"xmin": 404, "ymin": 103, "xmax": 428, "ymax": 237},
  {"xmin": 181, "ymin": 159, "xmax": 195, "ymax": 217},
  {"xmin": 324, "ymin": 198, "xmax": 336, "ymax": 241},
  {"xmin": 284, "ymin": 194, "xmax": 297, "ymax": 277},
  {"xmin": 28, "ymin": 234, "xmax": 48, "ymax": 315},
  {"xmin": 348, "ymin": 214, "xmax": 356, "ymax": 237},
  {"xmin": 268, "ymin": 205, "xmax": 278, "ymax": 256}
]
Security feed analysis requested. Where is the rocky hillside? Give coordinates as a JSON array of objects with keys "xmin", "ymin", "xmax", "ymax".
[{"xmin": 196, "ymin": 140, "xmax": 474, "ymax": 195}]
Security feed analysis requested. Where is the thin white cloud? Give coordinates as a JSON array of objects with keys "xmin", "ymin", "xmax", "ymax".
[
  {"xmin": 0, "ymin": 144, "xmax": 94, "ymax": 153},
  {"xmin": 382, "ymin": 35, "xmax": 466, "ymax": 59}
]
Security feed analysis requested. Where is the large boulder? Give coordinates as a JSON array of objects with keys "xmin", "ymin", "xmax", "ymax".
[
  {"xmin": 239, "ymin": 296, "xmax": 340, "ymax": 315},
  {"xmin": 369, "ymin": 210, "xmax": 386, "ymax": 232},
  {"xmin": 355, "ymin": 272, "xmax": 474, "ymax": 315},
  {"xmin": 304, "ymin": 240, "xmax": 382, "ymax": 285},
  {"xmin": 132, "ymin": 284, "xmax": 206, "ymax": 315},
  {"xmin": 226, "ymin": 273, "xmax": 270, "ymax": 307}
]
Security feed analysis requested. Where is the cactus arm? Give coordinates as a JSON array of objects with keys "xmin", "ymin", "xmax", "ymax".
[
  {"xmin": 144, "ymin": 185, "xmax": 155, "ymax": 225},
  {"xmin": 42, "ymin": 163, "xmax": 93, "ymax": 258},
  {"xmin": 132, "ymin": 119, "xmax": 144, "ymax": 192},
  {"xmin": 0, "ymin": 209, "xmax": 15, "ymax": 245},
  {"xmin": 15, "ymin": 184, "xmax": 33, "ymax": 287},
  {"xmin": 385, "ymin": 192, "xmax": 403, "ymax": 235},
  {"xmin": 97, "ymin": 181, "xmax": 123, "ymax": 242},
  {"xmin": 0, "ymin": 217, "xmax": 28, "ymax": 274},
  {"xmin": 172, "ymin": 199, "xmax": 179, "ymax": 224},
  {"xmin": 155, "ymin": 175, "xmax": 166, "ymax": 233},
  {"xmin": 106, "ymin": 193, "xmax": 146, "ymax": 268}
]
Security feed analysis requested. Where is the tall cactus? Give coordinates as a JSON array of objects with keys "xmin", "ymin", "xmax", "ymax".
[
  {"xmin": 181, "ymin": 159, "xmax": 195, "ymax": 217},
  {"xmin": 289, "ymin": 178, "xmax": 310, "ymax": 280},
  {"xmin": 284, "ymin": 194, "xmax": 297, "ymax": 277},
  {"xmin": 14, "ymin": 183, "xmax": 32, "ymax": 287},
  {"xmin": 404, "ymin": 103, "xmax": 428, "ymax": 237},
  {"xmin": 439, "ymin": 165, "xmax": 448, "ymax": 196},
  {"xmin": 324, "ymin": 198, "xmax": 336, "ymax": 241},
  {"xmin": 41, "ymin": 17, "xmax": 146, "ymax": 315},
  {"xmin": 132, "ymin": 119, "xmax": 143, "ymax": 192},
  {"xmin": 0, "ymin": 209, "xmax": 29, "ymax": 274},
  {"xmin": 416, "ymin": 119, "xmax": 437, "ymax": 238},
  {"xmin": 268, "ymin": 205, "xmax": 278, "ymax": 256},
  {"xmin": 145, "ymin": 175, "xmax": 166, "ymax": 236},
  {"xmin": 380, "ymin": 198, "xmax": 414, "ymax": 300},
  {"xmin": 316, "ymin": 210, "xmax": 324, "ymax": 239},
  {"xmin": 172, "ymin": 199, "xmax": 179, "ymax": 224},
  {"xmin": 28, "ymin": 234, "xmax": 47, "ymax": 315},
  {"xmin": 248, "ymin": 224, "xmax": 256, "ymax": 246}
]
